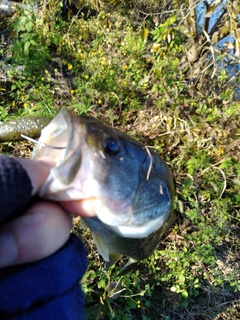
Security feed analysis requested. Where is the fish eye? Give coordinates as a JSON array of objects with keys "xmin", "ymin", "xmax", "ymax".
[{"xmin": 102, "ymin": 137, "xmax": 121, "ymax": 155}]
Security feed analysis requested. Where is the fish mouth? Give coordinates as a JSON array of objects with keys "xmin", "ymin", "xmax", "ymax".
[
  {"xmin": 32, "ymin": 108, "xmax": 87, "ymax": 198},
  {"xmin": 96, "ymin": 202, "xmax": 171, "ymax": 238},
  {"xmin": 111, "ymin": 214, "xmax": 169, "ymax": 238}
]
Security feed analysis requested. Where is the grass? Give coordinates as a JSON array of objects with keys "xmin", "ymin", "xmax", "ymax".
[{"xmin": 0, "ymin": 1, "xmax": 239, "ymax": 319}]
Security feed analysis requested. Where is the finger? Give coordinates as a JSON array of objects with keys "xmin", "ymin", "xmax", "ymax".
[
  {"xmin": 60, "ymin": 199, "xmax": 97, "ymax": 217},
  {"xmin": 14, "ymin": 157, "xmax": 55, "ymax": 195},
  {"xmin": 0, "ymin": 201, "xmax": 72, "ymax": 268}
]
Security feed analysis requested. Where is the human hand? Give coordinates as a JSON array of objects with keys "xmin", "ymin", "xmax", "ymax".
[{"xmin": 0, "ymin": 156, "xmax": 95, "ymax": 268}]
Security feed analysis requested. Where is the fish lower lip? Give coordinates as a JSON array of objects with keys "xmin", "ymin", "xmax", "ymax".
[
  {"xmin": 94, "ymin": 199, "xmax": 132, "ymax": 227},
  {"xmin": 111, "ymin": 212, "xmax": 170, "ymax": 238}
]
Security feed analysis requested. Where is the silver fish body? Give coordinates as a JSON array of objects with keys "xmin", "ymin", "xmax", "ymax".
[{"xmin": 32, "ymin": 108, "xmax": 175, "ymax": 274}]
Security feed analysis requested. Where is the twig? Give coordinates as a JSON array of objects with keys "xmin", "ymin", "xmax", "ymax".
[
  {"xmin": 21, "ymin": 134, "xmax": 66, "ymax": 150},
  {"xmin": 145, "ymin": 146, "xmax": 153, "ymax": 181},
  {"xmin": 198, "ymin": 159, "xmax": 228, "ymax": 199},
  {"xmin": 202, "ymin": 29, "xmax": 217, "ymax": 78},
  {"xmin": 198, "ymin": 158, "xmax": 228, "ymax": 175},
  {"xmin": 213, "ymin": 166, "xmax": 227, "ymax": 199},
  {"xmin": 201, "ymin": 261, "xmax": 212, "ymax": 284}
]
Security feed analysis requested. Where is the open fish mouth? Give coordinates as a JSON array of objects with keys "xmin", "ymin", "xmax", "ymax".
[
  {"xmin": 32, "ymin": 108, "xmax": 174, "ymax": 239},
  {"xmin": 32, "ymin": 108, "xmax": 97, "ymax": 200}
]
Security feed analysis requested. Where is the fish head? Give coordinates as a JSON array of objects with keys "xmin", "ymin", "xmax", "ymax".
[{"xmin": 32, "ymin": 108, "xmax": 174, "ymax": 239}]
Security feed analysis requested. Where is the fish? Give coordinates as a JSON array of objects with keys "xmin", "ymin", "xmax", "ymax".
[{"xmin": 31, "ymin": 107, "xmax": 176, "ymax": 275}]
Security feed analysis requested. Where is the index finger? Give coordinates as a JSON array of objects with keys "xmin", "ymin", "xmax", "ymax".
[{"xmin": 60, "ymin": 199, "xmax": 96, "ymax": 217}]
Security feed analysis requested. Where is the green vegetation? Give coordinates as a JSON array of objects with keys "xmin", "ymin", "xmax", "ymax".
[{"xmin": 0, "ymin": 0, "xmax": 239, "ymax": 318}]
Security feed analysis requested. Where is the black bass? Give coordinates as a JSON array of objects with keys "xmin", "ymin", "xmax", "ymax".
[{"xmin": 31, "ymin": 108, "xmax": 175, "ymax": 275}]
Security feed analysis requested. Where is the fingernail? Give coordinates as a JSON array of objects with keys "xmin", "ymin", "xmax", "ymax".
[{"xmin": 0, "ymin": 232, "xmax": 17, "ymax": 268}]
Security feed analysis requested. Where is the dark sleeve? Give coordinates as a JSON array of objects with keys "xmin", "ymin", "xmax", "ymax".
[
  {"xmin": 0, "ymin": 234, "xmax": 88, "ymax": 320},
  {"xmin": 0, "ymin": 155, "xmax": 33, "ymax": 223},
  {"xmin": 0, "ymin": 155, "xmax": 88, "ymax": 319}
]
